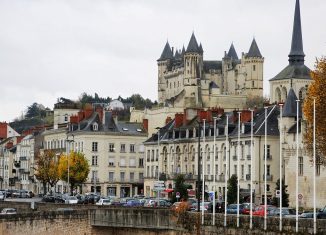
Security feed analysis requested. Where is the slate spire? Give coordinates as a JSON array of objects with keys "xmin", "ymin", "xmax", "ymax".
[
  {"xmin": 186, "ymin": 32, "xmax": 200, "ymax": 53},
  {"xmin": 288, "ymin": 0, "xmax": 305, "ymax": 65},
  {"xmin": 227, "ymin": 43, "xmax": 239, "ymax": 60},
  {"xmin": 282, "ymin": 88, "xmax": 301, "ymax": 117},
  {"xmin": 247, "ymin": 38, "xmax": 262, "ymax": 58},
  {"xmin": 157, "ymin": 41, "xmax": 174, "ymax": 61}
]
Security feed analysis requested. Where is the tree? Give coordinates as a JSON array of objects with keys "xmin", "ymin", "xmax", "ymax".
[
  {"xmin": 227, "ymin": 174, "xmax": 238, "ymax": 204},
  {"xmin": 58, "ymin": 151, "xmax": 90, "ymax": 193},
  {"xmin": 272, "ymin": 179, "xmax": 289, "ymax": 207},
  {"xmin": 25, "ymin": 102, "xmax": 46, "ymax": 119},
  {"xmin": 303, "ymin": 57, "xmax": 326, "ymax": 162},
  {"xmin": 245, "ymin": 95, "xmax": 265, "ymax": 108},
  {"xmin": 34, "ymin": 150, "xmax": 60, "ymax": 195},
  {"xmin": 172, "ymin": 174, "xmax": 189, "ymax": 202}
]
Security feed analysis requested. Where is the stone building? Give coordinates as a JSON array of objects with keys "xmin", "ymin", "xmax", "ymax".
[
  {"xmin": 157, "ymin": 33, "xmax": 264, "ymax": 109},
  {"xmin": 42, "ymin": 107, "xmax": 147, "ymax": 197},
  {"xmin": 144, "ymin": 107, "xmax": 281, "ymax": 204}
]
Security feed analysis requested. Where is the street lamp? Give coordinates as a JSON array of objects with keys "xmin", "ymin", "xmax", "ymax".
[
  {"xmin": 155, "ymin": 127, "xmax": 161, "ymax": 207},
  {"xmin": 66, "ymin": 134, "xmax": 74, "ymax": 195}
]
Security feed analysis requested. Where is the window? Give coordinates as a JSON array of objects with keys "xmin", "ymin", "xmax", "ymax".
[
  {"xmin": 207, "ymin": 164, "xmax": 210, "ymax": 175},
  {"xmin": 248, "ymin": 164, "xmax": 251, "ymax": 175},
  {"xmin": 234, "ymin": 165, "xmax": 237, "ymax": 176},
  {"xmin": 109, "ymin": 143, "xmax": 114, "ymax": 152},
  {"xmin": 267, "ymin": 165, "xmax": 271, "ymax": 176},
  {"xmin": 93, "ymin": 123, "xmax": 98, "ymax": 131},
  {"xmin": 92, "ymin": 142, "xmax": 98, "ymax": 152},
  {"xmin": 92, "ymin": 156, "xmax": 98, "ymax": 166},
  {"xmin": 139, "ymin": 158, "xmax": 144, "ymax": 167},
  {"xmin": 215, "ymin": 164, "xmax": 218, "ymax": 175},
  {"xmin": 120, "ymin": 172, "xmax": 125, "ymax": 182},
  {"xmin": 139, "ymin": 173, "xmax": 144, "ymax": 180},
  {"xmin": 252, "ymin": 81, "xmax": 254, "ymax": 88},
  {"xmin": 299, "ymin": 156, "xmax": 303, "ymax": 176},
  {"xmin": 241, "ymin": 165, "xmax": 244, "ymax": 179},
  {"xmin": 120, "ymin": 144, "xmax": 126, "ymax": 153},
  {"xmin": 109, "ymin": 172, "xmax": 114, "ymax": 181},
  {"xmin": 267, "ymin": 184, "xmax": 270, "ymax": 192},
  {"xmin": 316, "ymin": 157, "xmax": 321, "ymax": 176},
  {"xmin": 264, "ymin": 145, "xmax": 271, "ymax": 159},
  {"xmin": 130, "ymin": 144, "xmax": 135, "ymax": 153},
  {"xmin": 64, "ymin": 114, "xmax": 68, "ymax": 122},
  {"xmin": 130, "ymin": 172, "xmax": 134, "ymax": 182},
  {"xmin": 129, "ymin": 157, "xmax": 136, "ymax": 167},
  {"xmin": 108, "ymin": 157, "xmax": 115, "ymax": 166},
  {"xmin": 253, "ymin": 65, "xmax": 256, "ymax": 71},
  {"xmin": 120, "ymin": 157, "xmax": 126, "ymax": 167}
]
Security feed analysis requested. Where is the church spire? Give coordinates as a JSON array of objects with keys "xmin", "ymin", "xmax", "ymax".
[{"xmin": 288, "ymin": 0, "xmax": 305, "ymax": 65}]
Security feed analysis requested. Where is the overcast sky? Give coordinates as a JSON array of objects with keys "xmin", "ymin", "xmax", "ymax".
[{"xmin": 0, "ymin": 0, "xmax": 325, "ymax": 122}]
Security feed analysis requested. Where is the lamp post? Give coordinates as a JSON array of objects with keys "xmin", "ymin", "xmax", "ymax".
[
  {"xmin": 237, "ymin": 112, "xmax": 241, "ymax": 228},
  {"xmin": 224, "ymin": 115, "xmax": 229, "ymax": 227},
  {"xmin": 155, "ymin": 127, "xmax": 161, "ymax": 207},
  {"xmin": 250, "ymin": 109, "xmax": 254, "ymax": 229},
  {"xmin": 202, "ymin": 119, "xmax": 206, "ymax": 225},
  {"xmin": 279, "ymin": 103, "xmax": 283, "ymax": 232},
  {"xmin": 197, "ymin": 121, "xmax": 201, "ymax": 213},
  {"xmin": 296, "ymin": 99, "xmax": 300, "ymax": 233},
  {"xmin": 264, "ymin": 107, "xmax": 268, "ymax": 231},
  {"xmin": 213, "ymin": 117, "xmax": 217, "ymax": 226},
  {"xmin": 313, "ymin": 98, "xmax": 316, "ymax": 235},
  {"xmin": 66, "ymin": 134, "xmax": 74, "ymax": 195}
]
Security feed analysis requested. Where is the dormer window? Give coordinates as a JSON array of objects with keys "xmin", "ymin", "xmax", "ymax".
[{"xmin": 93, "ymin": 123, "xmax": 98, "ymax": 131}]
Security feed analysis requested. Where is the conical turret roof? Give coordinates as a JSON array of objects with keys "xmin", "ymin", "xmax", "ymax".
[
  {"xmin": 288, "ymin": 0, "xmax": 305, "ymax": 65},
  {"xmin": 246, "ymin": 38, "xmax": 262, "ymax": 58},
  {"xmin": 157, "ymin": 41, "xmax": 174, "ymax": 61},
  {"xmin": 186, "ymin": 32, "xmax": 200, "ymax": 53},
  {"xmin": 282, "ymin": 88, "xmax": 302, "ymax": 117},
  {"xmin": 227, "ymin": 43, "xmax": 239, "ymax": 60}
]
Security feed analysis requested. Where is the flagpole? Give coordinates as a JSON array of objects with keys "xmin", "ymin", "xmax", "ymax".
[
  {"xmin": 224, "ymin": 115, "xmax": 229, "ymax": 227},
  {"xmin": 237, "ymin": 112, "xmax": 241, "ymax": 228},
  {"xmin": 202, "ymin": 119, "xmax": 206, "ymax": 225},
  {"xmin": 313, "ymin": 98, "xmax": 316, "ymax": 234},
  {"xmin": 264, "ymin": 107, "xmax": 268, "ymax": 231},
  {"xmin": 296, "ymin": 100, "xmax": 300, "ymax": 233},
  {"xmin": 213, "ymin": 117, "xmax": 217, "ymax": 226},
  {"xmin": 279, "ymin": 103, "xmax": 283, "ymax": 232},
  {"xmin": 250, "ymin": 109, "xmax": 253, "ymax": 229}
]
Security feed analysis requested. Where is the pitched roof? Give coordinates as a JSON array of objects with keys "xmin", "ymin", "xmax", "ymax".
[
  {"xmin": 282, "ymin": 88, "xmax": 302, "ymax": 117},
  {"xmin": 186, "ymin": 32, "xmax": 200, "ymax": 53},
  {"xmin": 157, "ymin": 41, "xmax": 174, "ymax": 61},
  {"xmin": 199, "ymin": 43, "xmax": 203, "ymax": 54},
  {"xmin": 269, "ymin": 64, "xmax": 311, "ymax": 81},
  {"xmin": 227, "ymin": 43, "xmax": 239, "ymax": 60},
  {"xmin": 246, "ymin": 38, "xmax": 262, "ymax": 58},
  {"xmin": 203, "ymin": 61, "xmax": 222, "ymax": 73},
  {"xmin": 288, "ymin": 0, "xmax": 305, "ymax": 65}
]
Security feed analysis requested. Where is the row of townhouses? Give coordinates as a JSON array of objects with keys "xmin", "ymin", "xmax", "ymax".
[{"xmin": 0, "ymin": 0, "xmax": 324, "ymax": 209}]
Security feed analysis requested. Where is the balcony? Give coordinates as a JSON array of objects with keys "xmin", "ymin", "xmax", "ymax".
[
  {"xmin": 204, "ymin": 175, "xmax": 213, "ymax": 181},
  {"xmin": 14, "ymin": 161, "xmax": 21, "ymax": 168},
  {"xmin": 247, "ymin": 155, "xmax": 251, "ymax": 160},
  {"xmin": 263, "ymin": 174, "xmax": 273, "ymax": 181},
  {"xmin": 91, "ymin": 178, "xmax": 100, "ymax": 183},
  {"xmin": 246, "ymin": 174, "xmax": 251, "ymax": 180},
  {"xmin": 20, "ymin": 156, "xmax": 27, "ymax": 161}
]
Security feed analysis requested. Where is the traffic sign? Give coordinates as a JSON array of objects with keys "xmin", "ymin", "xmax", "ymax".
[
  {"xmin": 176, "ymin": 192, "xmax": 180, "ymax": 198},
  {"xmin": 276, "ymin": 190, "xmax": 280, "ymax": 198},
  {"xmin": 298, "ymin": 193, "xmax": 303, "ymax": 200}
]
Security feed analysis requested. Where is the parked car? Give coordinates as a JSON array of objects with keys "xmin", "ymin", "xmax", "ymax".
[
  {"xmin": 226, "ymin": 204, "xmax": 244, "ymax": 214},
  {"xmin": 241, "ymin": 203, "xmax": 257, "ymax": 215},
  {"xmin": 1, "ymin": 208, "xmax": 17, "ymax": 215},
  {"xmin": 270, "ymin": 207, "xmax": 296, "ymax": 218},
  {"xmin": 123, "ymin": 199, "xmax": 142, "ymax": 207},
  {"xmin": 317, "ymin": 206, "xmax": 326, "ymax": 219},
  {"xmin": 96, "ymin": 198, "xmax": 112, "ymax": 206},
  {"xmin": 85, "ymin": 193, "xmax": 100, "ymax": 204},
  {"xmin": 76, "ymin": 194, "xmax": 87, "ymax": 204},
  {"xmin": 64, "ymin": 196, "xmax": 78, "ymax": 204},
  {"xmin": 300, "ymin": 211, "xmax": 314, "ymax": 218},
  {"xmin": 208, "ymin": 201, "xmax": 225, "ymax": 213},
  {"xmin": 42, "ymin": 195, "xmax": 55, "ymax": 203},
  {"xmin": 252, "ymin": 205, "xmax": 276, "ymax": 217},
  {"xmin": 0, "ymin": 192, "xmax": 5, "ymax": 201}
]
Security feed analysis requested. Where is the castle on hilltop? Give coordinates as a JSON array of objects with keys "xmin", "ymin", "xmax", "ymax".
[{"xmin": 157, "ymin": 34, "xmax": 264, "ymax": 109}]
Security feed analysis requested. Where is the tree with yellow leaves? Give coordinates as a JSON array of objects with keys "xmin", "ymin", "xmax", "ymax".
[
  {"xmin": 58, "ymin": 151, "xmax": 90, "ymax": 194},
  {"xmin": 34, "ymin": 150, "xmax": 60, "ymax": 195},
  {"xmin": 303, "ymin": 57, "xmax": 326, "ymax": 162}
]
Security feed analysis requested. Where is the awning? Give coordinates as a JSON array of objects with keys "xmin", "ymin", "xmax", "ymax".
[{"xmin": 164, "ymin": 189, "xmax": 174, "ymax": 193}]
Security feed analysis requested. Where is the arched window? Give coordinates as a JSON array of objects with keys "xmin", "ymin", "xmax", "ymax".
[
  {"xmin": 275, "ymin": 87, "xmax": 281, "ymax": 103},
  {"xmin": 281, "ymin": 87, "xmax": 287, "ymax": 102}
]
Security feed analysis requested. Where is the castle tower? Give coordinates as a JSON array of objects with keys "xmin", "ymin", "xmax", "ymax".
[
  {"xmin": 222, "ymin": 43, "xmax": 239, "ymax": 94},
  {"xmin": 269, "ymin": 0, "xmax": 311, "ymax": 103},
  {"xmin": 183, "ymin": 33, "xmax": 203, "ymax": 107},
  {"xmin": 157, "ymin": 41, "xmax": 174, "ymax": 104},
  {"xmin": 243, "ymin": 38, "xmax": 264, "ymax": 97}
]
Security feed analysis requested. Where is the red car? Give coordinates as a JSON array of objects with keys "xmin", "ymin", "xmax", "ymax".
[
  {"xmin": 252, "ymin": 205, "xmax": 276, "ymax": 217},
  {"xmin": 241, "ymin": 203, "xmax": 257, "ymax": 215}
]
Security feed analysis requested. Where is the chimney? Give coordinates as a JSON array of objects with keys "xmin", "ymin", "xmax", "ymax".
[
  {"xmin": 175, "ymin": 113, "xmax": 183, "ymax": 128},
  {"xmin": 96, "ymin": 107, "xmax": 104, "ymax": 123},
  {"xmin": 143, "ymin": 119, "xmax": 148, "ymax": 132},
  {"xmin": 241, "ymin": 110, "xmax": 252, "ymax": 123}
]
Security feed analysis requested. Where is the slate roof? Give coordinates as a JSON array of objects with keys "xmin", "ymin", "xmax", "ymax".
[
  {"xmin": 209, "ymin": 81, "xmax": 219, "ymax": 89},
  {"xmin": 288, "ymin": 120, "xmax": 302, "ymax": 133},
  {"xmin": 186, "ymin": 33, "xmax": 201, "ymax": 53},
  {"xmin": 157, "ymin": 41, "xmax": 174, "ymax": 61},
  {"xmin": 203, "ymin": 61, "xmax": 222, "ymax": 73},
  {"xmin": 246, "ymin": 38, "xmax": 262, "ymax": 58},
  {"xmin": 269, "ymin": 64, "xmax": 311, "ymax": 81},
  {"xmin": 227, "ymin": 43, "xmax": 239, "ymax": 60},
  {"xmin": 289, "ymin": 0, "xmax": 305, "ymax": 65},
  {"xmin": 282, "ymin": 88, "xmax": 302, "ymax": 117}
]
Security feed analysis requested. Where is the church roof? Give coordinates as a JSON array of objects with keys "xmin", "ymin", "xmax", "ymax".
[
  {"xmin": 157, "ymin": 41, "xmax": 174, "ymax": 61},
  {"xmin": 186, "ymin": 33, "xmax": 201, "ymax": 53},
  {"xmin": 282, "ymin": 88, "xmax": 302, "ymax": 117},
  {"xmin": 227, "ymin": 43, "xmax": 239, "ymax": 60},
  {"xmin": 246, "ymin": 38, "xmax": 262, "ymax": 58},
  {"xmin": 199, "ymin": 43, "xmax": 203, "ymax": 54},
  {"xmin": 270, "ymin": 64, "xmax": 311, "ymax": 81},
  {"xmin": 289, "ymin": 0, "xmax": 305, "ymax": 65}
]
